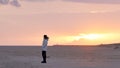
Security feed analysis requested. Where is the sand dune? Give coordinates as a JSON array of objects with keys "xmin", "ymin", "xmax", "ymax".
[{"xmin": 0, "ymin": 46, "xmax": 120, "ymax": 68}]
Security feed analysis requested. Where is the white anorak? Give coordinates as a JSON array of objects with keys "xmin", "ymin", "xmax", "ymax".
[{"xmin": 42, "ymin": 39, "xmax": 48, "ymax": 51}]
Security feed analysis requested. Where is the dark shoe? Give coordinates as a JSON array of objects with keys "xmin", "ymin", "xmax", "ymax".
[{"xmin": 41, "ymin": 61, "xmax": 47, "ymax": 63}]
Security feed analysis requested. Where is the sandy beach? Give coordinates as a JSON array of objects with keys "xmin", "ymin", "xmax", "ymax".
[{"xmin": 0, "ymin": 46, "xmax": 120, "ymax": 68}]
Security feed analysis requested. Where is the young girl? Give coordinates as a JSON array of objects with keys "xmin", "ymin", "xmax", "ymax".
[{"xmin": 41, "ymin": 35, "xmax": 49, "ymax": 63}]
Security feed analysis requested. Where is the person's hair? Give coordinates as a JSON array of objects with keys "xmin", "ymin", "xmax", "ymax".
[{"xmin": 44, "ymin": 35, "xmax": 49, "ymax": 39}]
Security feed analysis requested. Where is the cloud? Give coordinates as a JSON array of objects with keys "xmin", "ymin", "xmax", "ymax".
[
  {"xmin": 22, "ymin": 0, "xmax": 55, "ymax": 2},
  {"xmin": 10, "ymin": 0, "xmax": 21, "ymax": 7},
  {"xmin": 0, "ymin": 0, "xmax": 21, "ymax": 7},
  {"xmin": 64, "ymin": 0, "xmax": 120, "ymax": 4},
  {"xmin": 0, "ymin": 0, "xmax": 9, "ymax": 5}
]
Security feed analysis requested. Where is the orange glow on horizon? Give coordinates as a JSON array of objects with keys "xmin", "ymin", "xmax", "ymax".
[
  {"xmin": 74, "ymin": 34, "xmax": 103, "ymax": 41},
  {"xmin": 50, "ymin": 33, "xmax": 120, "ymax": 45}
]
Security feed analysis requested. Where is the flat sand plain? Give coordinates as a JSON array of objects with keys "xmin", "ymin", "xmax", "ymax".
[{"xmin": 0, "ymin": 46, "xmax": 120, "ymax": 68}]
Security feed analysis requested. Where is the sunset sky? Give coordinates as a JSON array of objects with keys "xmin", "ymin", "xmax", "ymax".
[{"xmin": 0, "ymin": 0, "xmax": 120, "ymax": 45}]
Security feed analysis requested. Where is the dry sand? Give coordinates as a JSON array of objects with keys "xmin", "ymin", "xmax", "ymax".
[{"xmin": 0, "ymin": 46, "xmax": 120, "ymax": 68}]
